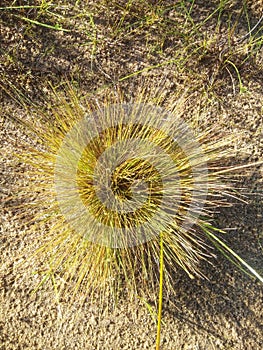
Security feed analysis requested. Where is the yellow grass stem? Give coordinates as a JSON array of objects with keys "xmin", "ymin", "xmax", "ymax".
[{"xmin": 156, "ymin": 232, "xmax": 164, "ymax": 350}]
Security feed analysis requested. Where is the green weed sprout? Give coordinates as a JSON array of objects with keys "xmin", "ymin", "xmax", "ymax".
[{"xmin": 4, "ymin": 83, "xmax": 262, "ymax": 349}]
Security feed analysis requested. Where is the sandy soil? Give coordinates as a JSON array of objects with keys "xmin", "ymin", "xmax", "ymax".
[{"xmin": 1, "ymin": 1, "xmax": 263, "ymax": 349}]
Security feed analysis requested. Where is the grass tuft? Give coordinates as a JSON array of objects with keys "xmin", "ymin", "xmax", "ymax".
[{"xmin": 4, "ymin": 82, "xmax": 262, "ymax": 308}]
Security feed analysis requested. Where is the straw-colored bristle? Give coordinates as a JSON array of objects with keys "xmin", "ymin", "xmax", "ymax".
[{"xmin": 4, "ymin": 82, "xmax": 262, "ymax": 304}]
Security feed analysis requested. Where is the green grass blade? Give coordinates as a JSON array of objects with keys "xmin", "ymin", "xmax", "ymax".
[
  {"xmin": 14, "ymin": 15, "xmax": 71, "ymax": 32},
  {"xmin": 202, "ymin": 225, "xmax": 263, "ymax": 283}
]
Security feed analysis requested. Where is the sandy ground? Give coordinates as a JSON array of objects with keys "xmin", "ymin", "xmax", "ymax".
[{"xmin": 1, "ymin": 1, "xmax": 263, "ymax": 349}]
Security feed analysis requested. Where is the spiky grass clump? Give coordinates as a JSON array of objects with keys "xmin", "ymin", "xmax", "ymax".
[{"xmin": 4, "ymin": 84, "xmax": 262, "ymax": 306}]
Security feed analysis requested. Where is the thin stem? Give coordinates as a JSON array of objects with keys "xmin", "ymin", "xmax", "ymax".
[
  {"xmin": 237, "ymin": 14, "xmax": 263, "ymax": 44},
  {"xmin": 206, "ymin": 230, "xmax": 263, "ymax": 283},
  {"xmin": 156, "ymin": 232, "xmax": 164, "ymax": 350}
]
